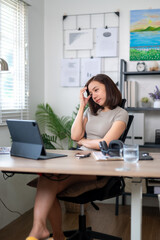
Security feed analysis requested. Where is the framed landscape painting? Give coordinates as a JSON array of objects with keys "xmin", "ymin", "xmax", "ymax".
[{"xmin": 130, "ymin": 9, "xmax": 160, "ymax": 61}]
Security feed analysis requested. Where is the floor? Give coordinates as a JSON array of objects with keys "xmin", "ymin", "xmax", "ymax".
[{"xmin": 0, "ymin": 203, "xmax": 159, "ymax": 240}]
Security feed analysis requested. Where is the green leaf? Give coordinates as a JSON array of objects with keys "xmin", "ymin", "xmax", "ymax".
[{"xmin": 35, "ymin": 103, "xmax": 85, "ymax": 150}]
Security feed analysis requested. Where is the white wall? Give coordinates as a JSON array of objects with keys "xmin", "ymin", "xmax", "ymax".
[
  {"xmin": 0, "ymin": 0, "xmax": 44, "ymax": 229},
  {"xmin": 28, "ymin": 0, "xmax": 45, "ymax": 119},
  {"xmin": 44, "ymin": 0, "xmax": 160, "ymax": 143}
]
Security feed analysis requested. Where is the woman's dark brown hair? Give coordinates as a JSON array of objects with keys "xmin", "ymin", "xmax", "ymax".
[{"xmin": 85, "ymin": 74, "xmax": 122, "ymax": 115}]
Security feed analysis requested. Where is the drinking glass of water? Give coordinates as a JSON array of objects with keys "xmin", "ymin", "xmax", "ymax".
[{"xmin": 123, "ymin": 144, "xmax": 139, "ymax": 163}]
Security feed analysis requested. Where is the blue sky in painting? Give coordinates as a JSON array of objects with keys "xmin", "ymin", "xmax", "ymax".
[
  {"xmin": 130, "ymin": 9, "xmax": 160, "ymax": 30},
  {"xmin": 131, "ymin": 9, "xmax": 160, "ymax": 24}
]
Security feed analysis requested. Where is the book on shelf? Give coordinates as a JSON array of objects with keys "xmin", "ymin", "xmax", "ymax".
[
  {"xmin": 123, "ymin": 80, "xmax": 138, "ymax": 108},
  {"xmin": 127, "ymin": 81, "xmax": 131, "ymax": 107},
  {"xmin": 130, "ymin": 81, "xmax": 137, "ymax": 107},
  {"xmin": 124, "ymin": 81, "xmax": 128, "ymax": 107}
]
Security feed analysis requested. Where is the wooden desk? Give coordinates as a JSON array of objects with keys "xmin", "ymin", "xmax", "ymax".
[{"xmin": 0, "ymin": 150, "xmax": 160, "ymax": 240}]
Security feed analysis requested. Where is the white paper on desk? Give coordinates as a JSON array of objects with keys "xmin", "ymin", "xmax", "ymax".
[
  {"xmin": 61, "ymin": 58, "xmax": 80, "ymax": 87},
  {"xmin": 92, "ymin": 151, "xmax": 123, "ymax": 161},
  {"xmin": 96, "ymin": 28, "xmax": 118, "ymax": 57},
  {"xmin": 0, "ymin": 147, "xmax": 10, "ymax": 154},
  {"xmin": 81, "ymin": 58, "xmax": 101, "ymax": 86}
]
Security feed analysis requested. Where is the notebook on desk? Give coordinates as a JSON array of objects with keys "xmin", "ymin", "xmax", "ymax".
[{"xmin": 6, "ymin": 119, "xmax": 67, "ymax": 160}]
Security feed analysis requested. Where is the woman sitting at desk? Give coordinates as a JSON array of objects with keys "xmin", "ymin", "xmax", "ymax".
[{"xmin": 26, "ymin": 74, "xmax": 128, "ymax": 240}]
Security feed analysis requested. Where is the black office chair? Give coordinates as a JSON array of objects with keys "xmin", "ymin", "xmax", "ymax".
[
  {"xmin": 57, "ymin": 112, "xmax": 134, "ymax": 240},
  {"xmin": 119, "ymin": 115, "xmax": 134, "ymax": 143},
  {"xmin": 120, "ymin": 98, "xmax": 126, "ymax": 109},
  {"xmin": 58, "ymin": 177, "xmax": 125, "ymax": 240}
]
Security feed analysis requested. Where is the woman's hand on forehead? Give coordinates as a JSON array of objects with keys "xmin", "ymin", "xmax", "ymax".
[{"xmin": 80, "ymin": 87, "xmax": 91, "ymax": 107}]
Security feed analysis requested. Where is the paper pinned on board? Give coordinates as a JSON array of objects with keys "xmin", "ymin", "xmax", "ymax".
[
  {"xmin": 65, "ymin": 29, "xmax": 93, "ymax": 50},
  {"xmin": 96, "ymin": 28, "xmax": 118, "ymax": 57},
  {"xmin": 81, "ymin": 58, "xmax": 101, "ymax": 86},
  {"xmin": 61, "ymin": 58, "xmax": 80, "ymax": 87}
]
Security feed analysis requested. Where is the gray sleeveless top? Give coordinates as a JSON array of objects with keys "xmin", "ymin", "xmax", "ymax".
[{"xmin": 83, "ymin": 106, "xmax": 128, "ymax": 140}]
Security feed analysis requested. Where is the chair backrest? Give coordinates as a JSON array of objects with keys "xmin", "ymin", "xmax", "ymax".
[
  {"xmin": 119, "ymin": 98, "xmax": 134, "ymax": 143},
  {"xmin": 119, "ymin": 115, "xmax": 134, "ymax": 143},
  {"xmin": 120, "ymin": 98, "xmax": 126, "ymax": 109}
]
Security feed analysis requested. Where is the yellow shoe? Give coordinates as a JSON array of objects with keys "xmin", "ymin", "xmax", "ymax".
[
  {"xmin": 26, "ymin": 237, "xmax": 38, "ymax": 240},
  {"xmin": 26, "ymin": 237, "xmax": 54, "ymax": 240}
]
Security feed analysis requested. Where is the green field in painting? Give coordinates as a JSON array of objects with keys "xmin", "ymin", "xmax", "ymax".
[{"xmin": 130, "ymin": 48, "xmax": 160, "ymax": 61}]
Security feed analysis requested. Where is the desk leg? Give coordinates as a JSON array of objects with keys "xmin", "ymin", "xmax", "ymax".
[{"xmin": 131, "ymin": 177, "xmax": 142, "ymax": 240}]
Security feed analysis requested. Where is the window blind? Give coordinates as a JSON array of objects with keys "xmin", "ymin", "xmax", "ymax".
[{"xmin": 0, "ymin": 0, "xmax": 29, "ymax": 125}]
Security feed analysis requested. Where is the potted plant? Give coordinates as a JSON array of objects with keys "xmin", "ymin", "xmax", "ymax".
[
  {"xmin": 35, "ymin": 103, "xmax": 82, "ymax": 150},
  {"xmin": 148, "ymin": 85, "xmax": 160, "ymax": 108},
  {"xmin": 141, "ymin": 97, "xmax": 150, "ymax": 108}
]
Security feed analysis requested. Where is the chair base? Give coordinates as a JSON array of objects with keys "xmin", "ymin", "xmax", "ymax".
[
  {"xmin": 64, "ymin": 229, "xmax": 122, "ymax": 240},
  {"xmin": 63, "ymin": 215, "xmax": 122, "ymax": 240}
]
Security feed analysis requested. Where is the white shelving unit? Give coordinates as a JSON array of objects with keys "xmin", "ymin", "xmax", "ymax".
[{"xmin": 120, "ymin": 59, "xmax": 160, "ymax": 147}]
